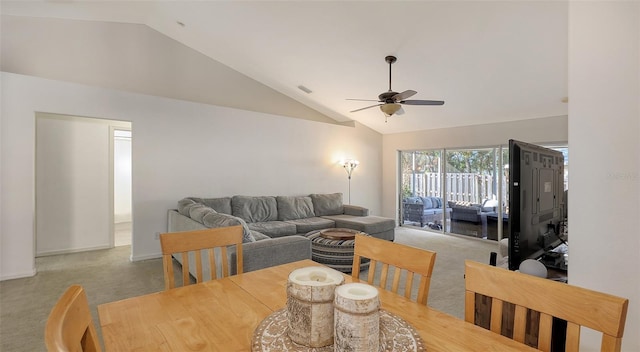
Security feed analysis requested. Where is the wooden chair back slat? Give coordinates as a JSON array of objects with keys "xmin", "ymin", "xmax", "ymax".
[
  {"xmin": 464, "ymin": 260, "xmax": 629, "ymax": 351},
  {"xmin": 490, "ymin": 297, "xmax": 504, "ymax": 335},
  {"xmin": 513, "ymin": 305, "xmax": 528, "ymax": 343},
  {"xmin": 181, "ymin": 252, "xmax": 190, "ymax": 285},
  {"xmin": 45, "ymin": 285, "xmax": 102, "ymax": 352},
  {"xmin": 160, "ymin": 225, "xmax": 243, "ymax": 291},
  {"xmin": 538, "ymin": 313, "xmax": 554, "ymax": 351},
  {"xmin": 352, "ymin": 234, "xmax": 437, "ymax": 305},
  {"xmin": 195, "ymin": 250, "xmax": 203, "ymax": 282}
]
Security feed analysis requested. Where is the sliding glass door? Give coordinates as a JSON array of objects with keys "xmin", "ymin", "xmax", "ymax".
[
  {"xmin": 400, "ymin": 150, "xmax": 448, "ymax": 230},
  {"xmin": 400, "ymin": 144, "xmax": 567, "ymax": 242},
  {"xmin": 445, "ymin": 147, "xmax": 502, "ymax": 239}
]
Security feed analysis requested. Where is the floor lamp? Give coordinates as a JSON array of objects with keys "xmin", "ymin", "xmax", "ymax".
[{"xmin": 342, "ymin": 159, "xmax": 359, "ymax": 204}]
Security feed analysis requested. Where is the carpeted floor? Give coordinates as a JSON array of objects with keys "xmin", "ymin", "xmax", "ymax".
[{"xmin": 0, "ymin": 226, "xmax": 498, "ymax": 351}]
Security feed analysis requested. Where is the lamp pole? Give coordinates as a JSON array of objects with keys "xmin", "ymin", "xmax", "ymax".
[{"xmin": 342, "ymin": 160, "xmax": 359, "ymax": 204}]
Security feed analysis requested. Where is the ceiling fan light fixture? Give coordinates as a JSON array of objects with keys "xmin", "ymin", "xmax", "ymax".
[{"xmin": 380, "ymin": 103, "xmax": 401, "ymax": 116}]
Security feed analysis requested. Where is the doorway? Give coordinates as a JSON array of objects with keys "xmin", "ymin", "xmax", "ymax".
[
  {"xmin": 113, "ymin": 129, "xmax": 132, "ymax": 246},
  {"xmin": 35, "ymin": 113, "xmax": 132, "ymax": 256}
]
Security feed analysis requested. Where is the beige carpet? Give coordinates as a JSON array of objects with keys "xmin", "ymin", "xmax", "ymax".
[{"xmin": 0, "ymin": 226, "xmax": 497, "ymax": 351}]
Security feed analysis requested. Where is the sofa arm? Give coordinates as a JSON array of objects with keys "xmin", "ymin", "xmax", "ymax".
[
  {"xmin": 231, "ymin": 235, "xmax": 311, "ymax": 274},
  {"xmin": 343, "ymin": 204, "xmax": 369, "ymax": 216}
]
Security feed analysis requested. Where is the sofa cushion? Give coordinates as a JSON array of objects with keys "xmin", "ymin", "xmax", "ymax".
[
  {"xmin": 200, "ymin": 197, "xmax": 233, "ymax": 215},
  {"xmin": 481, "ymin": 199, "xmax": 499, "ymax": 212},
  {"xmin": 277, "ymin": 196, "xmax": 315, "ymax": 221},
  {"xmin": 250, "ymin": 230, "xmax": 270, "ymax": 241},
  {"xmin": 322, "ymin": 215, "xmax": 395, "ymax": 236},
  {"xmin": 189, "ymin": 204, "xmax": 215, "ymax": 223},
  {"xmin": 202, "ymin": 212, "xmax": 255, "ymax": 243},
  {"xmin": 232, "ymin": 196, "xmax": 278, "ymax": 223},
  {"xmin": 247, "ymin": 221, "xmax": 297, "ymax": 238},
  {"xmin": 284, "ymin": 217, "xmax": 335, "ymax": 234},
  {"xmin": 432, "ymin": 197, "xmax": 443, "ymax": 208},
  {"xmin": 310, "ymin": 193, "xmax": 344, "ymax": 216}
]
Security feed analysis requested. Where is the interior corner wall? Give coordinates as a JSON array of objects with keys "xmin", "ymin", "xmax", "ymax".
[
  {"xmin": 569, "ymin": 2, "xmax": 639, "ymax": 350},
  {"xmin": 0, "ymin": 72, "xmax": 382, "ymax": 280},
  {"xmin": 380, "ymin": 115, "xmax": 568, "ymax": 220}
]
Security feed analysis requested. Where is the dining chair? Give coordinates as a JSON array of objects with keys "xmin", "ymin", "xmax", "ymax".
[
  {"xmin": 45, "ymin": 285, "xmax": 101, "ymax": 352},
  {"xmin": 160, "ymin": 225, "xmax": 244, "ymax": 290},
  {"xmin": 351, "ymin": 233, "xmax": 437, "ymax": 305},
  {"xmin": 464, "ymin": 260, "xmax": 629, "ymax": 352}
]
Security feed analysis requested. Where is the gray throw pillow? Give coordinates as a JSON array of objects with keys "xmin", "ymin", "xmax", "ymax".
[
  {"xmin": 189, "ymin": 204, "xmax": 215, "ymax": 223},
  {"xmin": 177, "ymin": 198, "xmax": 197, "ymax": 216},
  {"xmin": 202, "ymin": 212, "xmax": 255, "ymax": 243},
  {"xmin": 420, "ymin": 197, "xmax": 433, "ymax": 209},
  {"xmin": 310, "ymin": 193, "xmax": 344, "ymax": 216},
  {"xmin": 277, "ymin": 196, "xmax": 315, "ymax": 221}
]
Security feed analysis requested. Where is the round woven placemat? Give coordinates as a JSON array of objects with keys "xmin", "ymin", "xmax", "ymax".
[{"xmin": 251, "ymin": 308, "xmax": 425, "ymax": 352}]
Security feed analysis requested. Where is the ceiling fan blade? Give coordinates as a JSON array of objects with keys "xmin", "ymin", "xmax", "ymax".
[
  {"xmin": 346, "ymin": 98, "xmax": 381, "ymax": 102},
  {"xmin": 395, "ymin": 106, "xmax": 405, "ymax": 115},
  {"xmin": 392, "ymin": 90, "xmax": 417, "ymax": 102},
  {"xmin": 350, "ymin": 103, "xmax": 383, "ymax": 113},
  {"xmin": 400, "ymin": 99, "xmax": 445, "ymax": 106}
]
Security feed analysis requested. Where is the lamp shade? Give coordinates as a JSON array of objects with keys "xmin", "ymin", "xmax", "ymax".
[{"xmin": 380, "ymin": 103, "xmax": 401, "ymax": 116}]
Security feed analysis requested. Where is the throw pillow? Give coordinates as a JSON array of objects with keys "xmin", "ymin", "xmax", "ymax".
[
  {"xmin": 420, "ymin": 197, "xmax": 433, "ymax": 209},
  {"xmin": 177, "ymin": 198, "xmax": 197, "ymax": 216},
  {"xmin": 202, "ymin": 212, "xmax": 255, "ymax": 243},
  {"xmin": 310, "ymin": 193, "xmax": 344, "ymax": 216},
  {"xmin": 189, "ymin": 204, "xmax": 215, "ymax": 223},
  {"xmin": 277, "ymin": 196, "xmax": 315, "ymax": 221}
]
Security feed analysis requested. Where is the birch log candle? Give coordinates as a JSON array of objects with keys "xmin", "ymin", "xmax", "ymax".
[
  {"xmin": 286, "ymin": 266, "xmax": 345, "ymax": 347},
  {"xmin": 334, "ymin": 283, "xmax": 380, "ymax": 352}
]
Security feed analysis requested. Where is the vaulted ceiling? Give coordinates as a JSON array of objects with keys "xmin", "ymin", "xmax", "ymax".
[{"xmin": 1, "ymin": 1, "xmax": 568, "ymax": 135}]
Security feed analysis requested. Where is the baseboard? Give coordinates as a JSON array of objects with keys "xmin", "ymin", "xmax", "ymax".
[
  {"xmin": 131, "ymin": 252, "xmax": 162, "ymax": 261},
  {"xmin": 1, "ymin": 268, "xmax": 37, "ymax": 281},
  {"xmin": 36, "ymin": 244, "xmax": 111, "ymax": 257}
]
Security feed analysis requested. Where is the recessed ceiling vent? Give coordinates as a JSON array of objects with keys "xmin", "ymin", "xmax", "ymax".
[{"xmin": 298, "ymin": 85, "xmax": 312, "ymax": 94}]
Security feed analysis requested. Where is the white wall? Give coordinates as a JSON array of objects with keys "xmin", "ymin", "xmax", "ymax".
[
  {"xmin": 0, "ymin": 72, "xmax": 382, "ymax": 279},
  {"xmin": 381, "ymin": 115, "xmax": 568, "ymax": 219},
  {"xmin": 36, "ymin": 114, "xmax": 114, "ymax": 255},
  {"xmin": 569, "ymin": 2, "xmax": 639, "ymax": 350}
]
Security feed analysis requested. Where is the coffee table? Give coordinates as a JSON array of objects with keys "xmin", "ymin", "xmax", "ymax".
[{"xmin": 304, "ymin": 228, "xmax": 370, "ymax": 273}]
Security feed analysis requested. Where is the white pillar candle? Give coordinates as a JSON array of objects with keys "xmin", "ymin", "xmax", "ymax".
[
  {"xmin": 286, "ymin": 266, "xmax": 345, "ymax": 348},
  {"xmin": 334, "ymin": 283, "xmax": 380, "ymax": 352}
]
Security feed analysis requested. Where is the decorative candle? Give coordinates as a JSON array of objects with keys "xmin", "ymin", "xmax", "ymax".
[
  {"xmin": 286, "ymin": 266, "xmax": 345, "ymax": 348},
  {"xmin": 334, "ymin": 283, "xmax": 380, "ymax": 352}
]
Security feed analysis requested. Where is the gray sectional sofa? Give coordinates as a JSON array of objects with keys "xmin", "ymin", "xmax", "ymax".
[{"xmin": 168, "ymin": 193, "xmax": 395, "ymax": 275}]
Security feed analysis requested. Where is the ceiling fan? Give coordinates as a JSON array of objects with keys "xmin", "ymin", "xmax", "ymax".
[{"xmin": 348, "ymin": 55, "xmax": 444, "ymax": 121}]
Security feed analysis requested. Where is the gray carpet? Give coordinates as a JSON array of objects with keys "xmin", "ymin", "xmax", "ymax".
[{"xmin": 0, "ymin": 227, "xmax": 497, "ymax": 352}]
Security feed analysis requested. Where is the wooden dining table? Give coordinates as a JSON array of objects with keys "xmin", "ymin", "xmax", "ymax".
[{"xmin": 98, "ymin": 259, "xmax": 536, "ymax": 351}]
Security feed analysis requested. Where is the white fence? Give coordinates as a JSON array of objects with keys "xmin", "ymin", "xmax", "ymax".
[{"xmin": 405, "ymin": 172, "xmax": 507, "ymax": 205}]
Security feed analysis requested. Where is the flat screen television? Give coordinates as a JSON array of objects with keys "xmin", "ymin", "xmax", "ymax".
[{"xmin": 508, "ymin": 139, "xmax": 566, "ymax": 271}]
